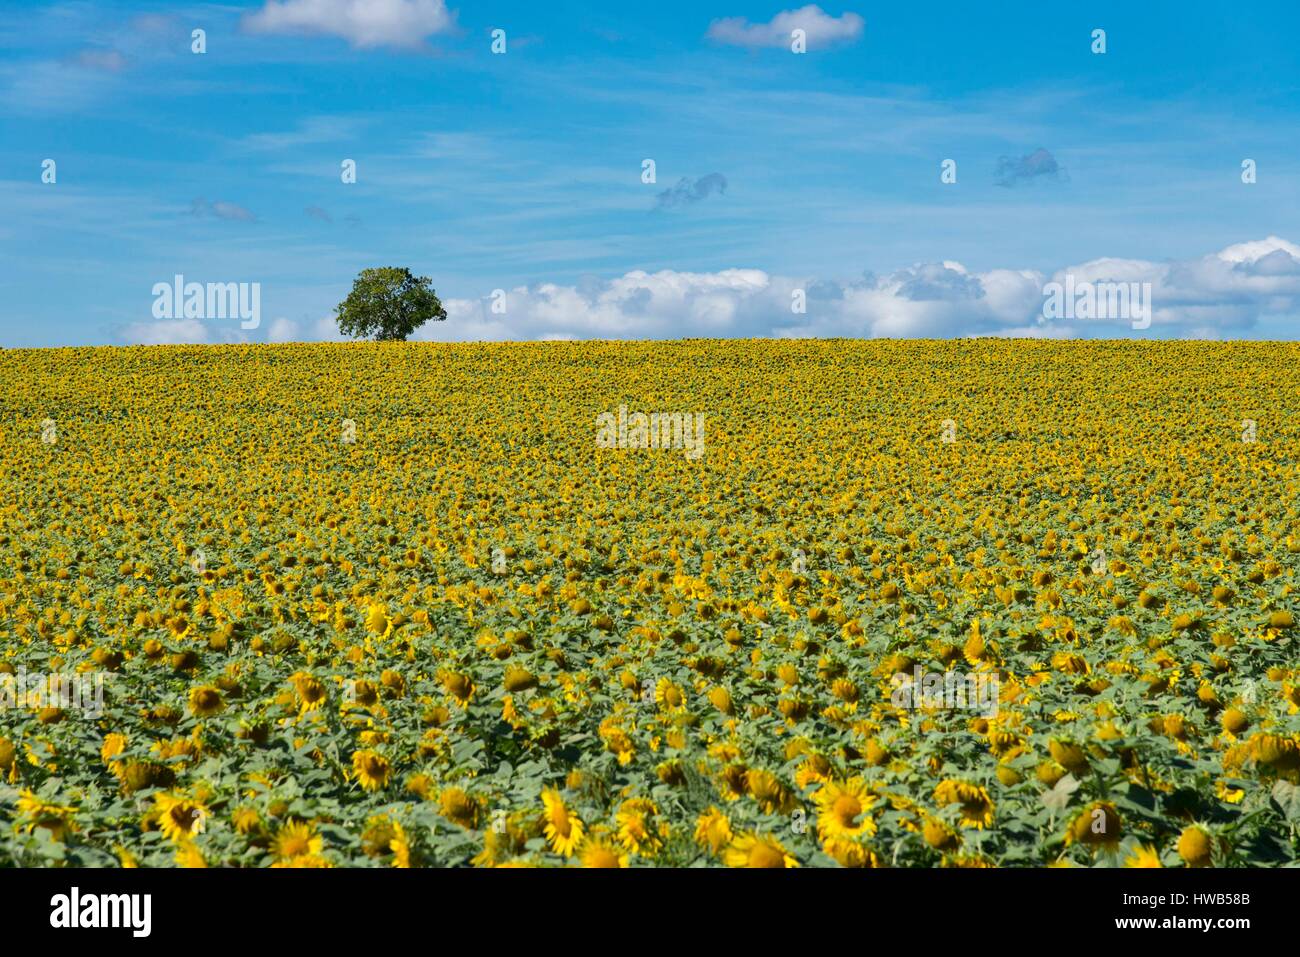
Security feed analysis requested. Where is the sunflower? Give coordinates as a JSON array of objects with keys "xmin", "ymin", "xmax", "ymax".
[
  {"xmin": 1176, "ymin": 825, "xmax": 1216, "ymax": 868},
  {"xmin": 654, "ymin": 678, "xmax": 686, "ymax": 710},
  {"xmin": 364, "ymin": 603, "xmax": 391, "ymax": 636},
  {"xmin": 153, "ymin": 793, "xmax": 207, "ymax": 843},
  {"xmin": 232, "ymin": 807, "xmax": 261, "ymax": 834},
  {"xmin": 580, "ymin": 832, "xmax": 629, "ymax": 868},
  {"xmin": 708, "ymin": 686, "xmax": 734, "ymax": 715},
  {"xmin": 175, "ymin": 843, "xmax": 207, "ymax": 868},
  {"xmin": 822, "ymin": 837, "xmax": 881, "ymax": 868},
  {"xmin": 1254, "ymin": 733, "xmax": 1300, "ymax": 771},
  {"xmin": 541, "ymin": 788, "xmax": 584, "ymax": 856},
  {"xmin": 188, "ymin": 685, "xmax": 225, "ymax": 717},
  {"xmin": 273, "ymin": 820, "xmax": 323, "ymax": 861},
  {"xmin": 472, "ymin": 821, "xmax": 528, "ymax": 868},
  {"xmin": 815, "ymin": 778, "xmax": 876, "ymax": 842},
  {"xmin": 922, "ymin": 816, "xmax": 960, "ymax": 852},
  {"xmin": 503, "ymin": 665, "xmax": 537, "ymax": 693},
  {"xmin": 100, "ymin": 733, "xmax": 128, "ymax": 765},
  {"xmin": 722, "ymin": 832, "xmax": 799, "ymax": 868},
  {"xmin": 361, "ymin": 817, "xmax": 398, "ymax": 857},
  {"xmin": 598, "ymin": 717, "xmax": 635, "ymax": 765},
  {"xmin": 16, "ymin": 791, "xmax": 77, "ymax": 842},
  {"xmin": 439, "ymin": 787, "xmax": 479, "ymax": 829},
  {"xmin": 1221, "ymin": 707, "xmax": 1250, "ymax": 736},
  {"xmin": 933, "ymin": 779, "xmax": 995, "ymax": 829},
  {"xmin": 439, "ymin": 669, "xmax": 475, "ymax": 704},
  {"xmin": 1048, "ymin": 739, "xmax": 1089, "ymax": 774},
  {"xmin": 1123, "ymin": 843, "xmax": 1164, "ymax": 868},
  {"xmin": 615, "ymin": 797, "xmax": 663, "ymax": 857},
  {"xmin": 941, "ymin": 853, "xmax": 994, "ymax": 868},
  {"xmin": 694, "ymin": 807, "xmax": 733, "ymax": 855},
  {"xmin": 351, "ymin": 749, "xmax": 391, "ymax": 791},
  {"xmin": 271, "ymin": 853, "xmax": 333, "ymax": 869},
  {"xmin": 288, "ymin": 671, "xmax": 327, "ymax": 711},
  {"xmin": 390, "ymin": 821, "xmax": 412, "ymax": 868},
  {"xmin": 349, "ymin": 679, "xmax": 380, "ymax": 707},
  {"xmin": 1066, "ymin": 802, "xmax": 1122, "ymax": 851},
  {"xmin": 745, "ymin": 768, "xmax": 792, "ymax": 813},
  {"xmin": 405, "ymin": 773, "xmax": 435, "ymax": 800}
]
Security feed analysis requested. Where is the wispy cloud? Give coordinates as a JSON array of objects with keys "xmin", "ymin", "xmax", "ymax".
[
  {"xmin": 0, "ymin": 56, "xmax": 126, "ymax": 112},
  {"xmin": 74, "ymin": 49, "xmax": 128, "ymax": 72},
  {"xmin": 237, "ymin": 116, "xmax": 366, "ymax": 153},
  {"xmin": 189, "ymin": 198, "xmax": 258, "ymax": 222}
]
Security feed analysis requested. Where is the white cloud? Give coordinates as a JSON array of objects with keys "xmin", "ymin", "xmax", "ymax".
[
  {"xmin": 707, "ymin": 5, "xmax": 865, "ymax": 50},
  {"xmin": 266, "ymin": 317, "xmax": 299, "ymax": 342},
  {"xmin": 1048, "ymin": 236, "xmax": 1300, "ymax": 333},
  {"xmin": 120, "ymin": 314, "xmax": 342, "ymax": 346},
  {"xmin": 262, "ymin": 315, "xmax": 351, "ymax": 344},
  {"xmin": 119, "ymin": 318, "xmax": 223, "ymax": 345},
  {"xmin": 242, "ymin": 0, "xmax": 457, "ymax": 51},
  {"xmin": 110, "ymin": 237, "xmax": 1300, "ymax": 345},
  {"xmin": 1217, "ymin": 236, "xmax": 1300, "ymax": 264}
]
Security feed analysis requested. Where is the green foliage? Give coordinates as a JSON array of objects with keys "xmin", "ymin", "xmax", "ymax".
[{"xmin": 334, "ymin": 267, "xmax": 447, "ymax": 342}]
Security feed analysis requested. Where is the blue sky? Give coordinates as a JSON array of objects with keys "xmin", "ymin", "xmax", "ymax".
[{"xmin": 2, "ymin": 0, "xmax": 1299, "ymax": 346}]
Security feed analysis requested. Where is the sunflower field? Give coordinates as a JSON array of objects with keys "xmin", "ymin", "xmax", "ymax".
[{"xmin": 2, "ymin": 339, "xmax": 1299, "ymax": 868}]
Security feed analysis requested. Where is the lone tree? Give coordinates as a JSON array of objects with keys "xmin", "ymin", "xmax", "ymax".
[{"xmin": 335, "ymin": 267, "xmax": 447, "ymax": 341}]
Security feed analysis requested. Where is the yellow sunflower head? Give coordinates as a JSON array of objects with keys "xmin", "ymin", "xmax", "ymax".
[
  {"xmin": 1066, "ymin": 802, "xmax": 1122, "ymax": 851},
  {"xmin": 933, "ymin": 778, "xmax": 995, "ymax": 829},
  {"xmin": 273, "ymin": 820, "xmax": 323, "ymax": 861},
  {"xmin": 153, "ymin": 792, "xmax": 207, "ymax": 843},
  {"xmin": 580, "ymin": 832, "xmax": 628, "ymax": 868},
  {"xmin": 439, "ymin": 787, "xmax": 480, "ymax": 829},
  {"xmin": 615, "ymin": 797, "xmax": 663, "ymax": 857},
  {"xmin": 541, "ymin": 788, "xmax": 584, "ymax": 857},
  {"xmin": 351, "ymin": 749, "xmax": 391, "ymax": 791},
  {"xmin": 722, "ymin": 832, "xmax": 799, "ymax": 869},
  {"xmin": 693, "ymin": 807, "xmax": 733, "ymax": 855},
  {"xmin": 1123, "ymin": 843, "xmax": 1164, "ymax": 868},
  {"xmin": 188, "ymin": 685, "xmax": 225, "ymax": 717},
  {"xmin": 815, "ymin": 778, "xmax": 876, "ymax": 842}
]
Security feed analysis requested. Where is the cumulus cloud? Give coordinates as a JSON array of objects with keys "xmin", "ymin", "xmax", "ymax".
[
  {"xmin": 119, "ymin": 318, "xmax": 229, "ymax": 345},
  {"xmin": 707, "ymin": 5, "xmax": 864, "ymax": 49},
  {"xmin": 895, "ymin": 262, "xmax": 985, "ymax": 301},
  {"xmin": 242, "ymin": 0, "xmax": 457, "ymax": 51},
  {"xmin": 112, "ymin": 237, "xmax": 1300, "ymax": 345},
  {"xmin": 427, "ymin": 237, "xmax": 1297, "ymax": 342},
  {"xmin": 995, "ymin": 148, "xmax": 1068, "ymax": 187},
  {"xmin": 655, "ymin": 173, "xmax": 728, "ymax": 209},
  {"xmin": 120, "ymin": 314, "xmax": 341, "ymax": 346}
]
